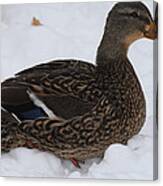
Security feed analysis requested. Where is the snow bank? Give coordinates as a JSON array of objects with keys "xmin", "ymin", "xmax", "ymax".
[{"xmin": 0, "ymin": 0, "xmax": 156, "ymax": 180}]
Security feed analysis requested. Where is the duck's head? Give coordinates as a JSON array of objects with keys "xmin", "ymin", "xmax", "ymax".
[{"xmin": 104, "ymin": 2, "xmax": 156, "ymax": 48}]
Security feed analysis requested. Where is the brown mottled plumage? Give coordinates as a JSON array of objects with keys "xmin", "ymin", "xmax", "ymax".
[{"xmin": 1, "ymin": 2, "xmax": 156, "ymax": 164}]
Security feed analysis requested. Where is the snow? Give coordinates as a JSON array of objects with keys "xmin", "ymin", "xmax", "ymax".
[{"xmin": 0, "ymin": 0, "xmax": 157, "ymax": 180}]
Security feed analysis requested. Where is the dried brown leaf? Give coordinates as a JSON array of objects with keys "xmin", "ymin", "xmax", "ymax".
[{"xmin": 31, "ymin": 17, "xmax": 42, "ymax": 26}]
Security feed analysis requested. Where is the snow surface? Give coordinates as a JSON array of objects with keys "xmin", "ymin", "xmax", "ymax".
[{"xmin": 0, "ymin": 0, "xmax": 157, "ymax": 180}]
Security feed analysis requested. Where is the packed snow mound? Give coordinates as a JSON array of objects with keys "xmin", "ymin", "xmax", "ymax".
[{"xmin": 0, "ymin": 1, "xmax": 156, "ymax": 180}]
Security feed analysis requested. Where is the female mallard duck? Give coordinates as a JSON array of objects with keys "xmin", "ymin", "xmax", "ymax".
[{"xmin": 1, "ymin": 2, "xmax": 156, "ymax": 167}]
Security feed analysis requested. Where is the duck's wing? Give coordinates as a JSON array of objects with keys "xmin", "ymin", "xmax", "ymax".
[{"xmin": 2, "ymin": 60, "xmax": 96, "ymax": 120}]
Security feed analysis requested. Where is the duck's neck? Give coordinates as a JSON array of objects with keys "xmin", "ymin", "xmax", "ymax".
[{"xmin": 96, "ymin": 28, "xmax": 129, "ymax": 67}]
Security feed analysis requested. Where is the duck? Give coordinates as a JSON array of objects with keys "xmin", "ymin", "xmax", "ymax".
[{"xmin": 1, "ymin": 2, "xmax": 157, "ymax": 168}]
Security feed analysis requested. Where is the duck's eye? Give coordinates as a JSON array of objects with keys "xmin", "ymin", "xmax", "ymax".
[{"xmin": 130, "ymin": 12, "xmax": 139, "ymax": 18}]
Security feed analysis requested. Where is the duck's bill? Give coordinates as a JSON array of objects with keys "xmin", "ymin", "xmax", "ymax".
[{"xmin": 144, "ymin": 22, "xmax": 157, "ymax": 40}]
